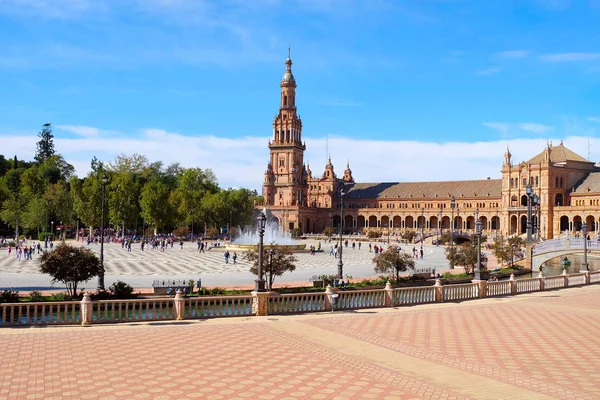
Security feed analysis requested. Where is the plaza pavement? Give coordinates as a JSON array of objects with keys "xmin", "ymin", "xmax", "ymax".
[
  {"xmin": 1, "ymin": 284, "xmax": 599, "ymax": 399},
  {"xmin": 0, "ymin": 240, "xmax": 456, "ymax": 290}
]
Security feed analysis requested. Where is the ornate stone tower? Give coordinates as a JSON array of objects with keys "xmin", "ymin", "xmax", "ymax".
[{"xmin": 263, "ymin": 48, "xmax": 308, "ymax": 208}]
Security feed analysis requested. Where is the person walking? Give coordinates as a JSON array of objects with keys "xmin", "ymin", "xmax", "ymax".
[
  {"xmin": 224, "ymin": 250, "xmax": 230, "ymax": 264},
  {"xmin": 233, "ymin": 252, "xmax": 237, "ymax": 264}
]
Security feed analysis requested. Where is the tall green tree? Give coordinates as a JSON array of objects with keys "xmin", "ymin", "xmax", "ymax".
[
  {"xmin": 71, "ymin": 174, "xmax": 104, "ymax": 230},
  {"xmin": 373, "ymin": 246, "xmax": 415, "ymax": 280},
  {"xmin": 108, "ymin": 172, "xmax": 140, "ymax": 234},
  {"xmin": 34, "ymin": 123, "xmax": 55, "ymax": 164},
  {"xmin": 140, "ymin": 181, "xmax": 174, "ymax": 233},
  {"xmin": 0, "ymin": 169, "xmax": 25, "ymax": 240}
]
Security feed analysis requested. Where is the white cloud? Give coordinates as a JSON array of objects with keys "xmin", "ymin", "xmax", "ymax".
[
  {"xmin": 483, "ymin": 122, "xmax": 553, "ymax": 136},
  {"xmin": 588, "ymin": 117, "xmax": 600, "ymax": 123},
  {"xmin": 56, "ymin": 125, "xmax": 100, "ymax": 137},
  {"xmin": 540, "ymin": 53, "xmax": 600, "ymax": 62},
  {"xmin": 475, "ymin": 67, "xmax": 502, "ymax": 76},
  {"xmin": 3, "ymin": 127, "xmax": 598, "ymax": 192},
  {"xmin": 517, "ymin": 123, "xmax": 553, "ymax": 134},
  {"xmin": 496, "ymin": 50, "xmax": 530, "ymax": 59}
]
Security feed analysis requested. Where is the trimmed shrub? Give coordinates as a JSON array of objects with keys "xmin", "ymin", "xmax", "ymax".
[
  {"xmin": 109, "ymin": 280, "xmax": 136, "ymax": 299},
  {"xmin": 0, "ymin": 290, "xmax": 20, "ymax": 303}
]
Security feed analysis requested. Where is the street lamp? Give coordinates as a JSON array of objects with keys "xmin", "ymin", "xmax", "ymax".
[
  {"xmin": 526, "ymin": 184, "xmax": 533, "ymax": 244},
  {"xmin": 388, "ymin": 213, "xmax": 392, "ymax": 244},
  {"xmin": 581, "ymin": 223, "xmax": 589, "ymax": 272},
  {"xmin": 420, "ymin": 208, "xmax": 425, "ymax": 253},
  {"xmin": 475, "ymin": 217, "xmax": 483, "ymax": 281},
  {"xmin": 438, "ymin": 206, "xmax": 442, "ymax": 246},
  {"xmin": 98, "ymin": 173, "xmax": 108, "ymax": 291},
  {"xmin": 255, "ymin": 210, "xmax": 267, "ymax": 292},
  {"xmin": 450, "ymin": 196, "xmax": 456, "ymax": 255},
  {"xmin": 337, "ymin": 188, "xmax": 346, "ymax": 279}
]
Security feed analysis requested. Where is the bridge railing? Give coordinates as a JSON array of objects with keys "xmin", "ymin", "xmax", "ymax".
[
  {"xmin": 2, "ymin": 270, "xmax": 600, "ymax": 327},
  {"xmin": 533, "ymin": 238, "xmax": 600, "ymax": 255}
]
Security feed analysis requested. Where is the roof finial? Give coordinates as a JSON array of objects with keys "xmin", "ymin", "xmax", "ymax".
[
  {"xmin": 288, "ymin": 45, "xmax": 291, "ymax": 59},
  {"xmin": 347, "ymin": 159, "xmax": 350, "ymax": 169}
]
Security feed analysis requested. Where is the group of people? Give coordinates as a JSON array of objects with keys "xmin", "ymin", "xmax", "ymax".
[
  {"xmin": 223, "ymin": 250, "xmax": 238, "ymax": 264},
  {"xmin": 5, "ymin": 240, "xmax": 46, "ymax": 261}
]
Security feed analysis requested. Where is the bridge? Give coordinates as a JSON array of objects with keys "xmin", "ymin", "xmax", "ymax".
[{"xmin": 532, "ymin": 238, "xmax": 600, "ymax": 270}]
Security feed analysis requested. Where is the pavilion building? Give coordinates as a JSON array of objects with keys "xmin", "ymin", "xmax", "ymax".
[{"xmin": 261, "ymin": 53, "xmax": 600, "ymax": 240}]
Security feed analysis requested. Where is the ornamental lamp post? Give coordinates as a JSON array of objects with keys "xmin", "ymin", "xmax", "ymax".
[
  {"xmin": 581, "ymin": 223, "xmax": 589, "ymax": 272},
  {"xmin": 420, "ymin": 208, "xmax": 425, "ymax": 252},
  {"xmin": 438, "ymin": 206, "xmax": 442, "ymax": 246},
  {"xmin": 388, "ymin": 213, "xmax": 392, "ymax": 244},
  {"xmin": 450, "ymin": 196, "xmax": 456, "ymax": 255},
  {"xmin": 255, "ymin": 210, "xmax": 267, "ymax": 292},
  {"xmin": 526, "ymin": 183, "xmax": 533, "ymax": 244},
  {"xmin": 475, "ymin": 217, "xmax": 483, "ymax": 281},
  {"xmin": 97, "ymin": 173, "xmax": 108, "ymax": 291},
  {"xmin": 337, "ymin": 188, "xmax": 346, "ymax": 279}
]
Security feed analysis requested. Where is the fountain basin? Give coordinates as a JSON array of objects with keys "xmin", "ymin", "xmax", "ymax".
[{"xmin": 226, "ymin": 243, "xmax": 307, "ymax": 252}]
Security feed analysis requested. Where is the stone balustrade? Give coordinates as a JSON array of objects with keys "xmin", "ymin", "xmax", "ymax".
[{"xmin": 1, "ymin": 271, "xmax": 600, "ymax": 327}]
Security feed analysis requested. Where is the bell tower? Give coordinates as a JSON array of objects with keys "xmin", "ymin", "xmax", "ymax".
[{"xmin": 263, "ymin": 48, "xmax": 308, "ymax": 207}]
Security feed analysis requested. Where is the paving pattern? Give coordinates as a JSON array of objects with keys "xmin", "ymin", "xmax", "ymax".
[
  {"xmin": 0, "ymin": 241, "xmax": 449, "ymax": 289},
  {"xmin": 1, "ymin": 284, "xmax": 599, "ymax": 399}
]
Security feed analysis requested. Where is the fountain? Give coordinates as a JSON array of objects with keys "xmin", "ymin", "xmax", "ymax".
[{"xmin": 227, "ymin": 209, "xmax": 306, "ymax": 252}]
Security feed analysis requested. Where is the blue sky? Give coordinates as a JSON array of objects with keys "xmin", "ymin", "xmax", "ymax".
[{"xmin": 1, "ymin": 0, "xmax": 600, "ymax": 190}]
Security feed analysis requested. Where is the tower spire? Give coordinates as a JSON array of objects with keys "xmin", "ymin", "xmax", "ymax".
[{"xmin": 288, "ymin": 45, "xmax": 291, "ymax": 59}]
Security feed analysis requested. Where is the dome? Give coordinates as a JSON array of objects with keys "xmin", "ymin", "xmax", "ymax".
[{"xmin": 281, "ymin": 70, "xmax": 295, "ymax": 84}]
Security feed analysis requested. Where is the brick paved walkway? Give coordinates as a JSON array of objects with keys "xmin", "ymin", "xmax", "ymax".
[{"xmin": 2, "ymin": 286, "xmax": 598, "ymax": 399}]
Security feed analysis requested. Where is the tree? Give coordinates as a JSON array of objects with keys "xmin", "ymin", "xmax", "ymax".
[
  {"xmin": 39, "ymin": 243, "xmax": 101, "ymax": 298},
  {"xmin": 508, "ymin": 236, "xmax": 524, "ymax": 267},
  {"xmin": 108, "ymin": 172, "xmax": 140, "ymax": 234},
  {"xmin": 0, "ymin": 169, "xmax": 25, "ymax": 240},
  {"xmin": 44, "ymin": 182, "xmax": 74, "ymax": 241},
  {"xmin": 402, "ymin": 230, "xmax": 417, "ymax": 243},
  {"xmin": 140, "ymin": 181, "xmax": 174, "ymax": 233},
  {"xmin": 373, "ymin": 246, "xmax": 415, "ymax": 280},
  {"xmin": 323, "ymin": 226, "xmax": 335, "ymax": 239},
  {"xmin": 34, "ymin": 123, "xmax": 55, "ymax": 164},
  {"xmin": 490, "ymin": 237, "xmax": 511, "ymax": 267},
  {"xmin": 445, "ymin": 243, "xmax": 488, "ymax": 274},
  {"xmin": 71, "ymin": 174, "xmax": 104, "ymax": 230},
  {"xmin": 245, "ymin": 245, "xmax": 298, "ymax": 290}
]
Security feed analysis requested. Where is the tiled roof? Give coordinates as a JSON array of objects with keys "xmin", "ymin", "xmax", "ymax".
[
  {"xmin": 343, "ymin": 179, "xmax": 502, "ymax": 200},
  {"xmin": 527, "ymin": 142, "xmax": 591, "ymax": 164},
  {"xmin": 572, "ymin": 171, "xmax": 600, "ymax": 194}
]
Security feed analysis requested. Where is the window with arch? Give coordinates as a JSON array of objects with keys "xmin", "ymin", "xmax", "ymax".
[
  {"xmin": 555, "ymin": 176, "xmax": 559, "ymax": 188},
  {"xmin": 523, "ymin": 178, "xmax": 527, "ymax": 187},
  {"xmin": 535, "ymin": 176, "xmax": 539, "ymax": 187},
  {"xmin": 560, "ymin": 177, "xmax": 564, "ymax": 188}
]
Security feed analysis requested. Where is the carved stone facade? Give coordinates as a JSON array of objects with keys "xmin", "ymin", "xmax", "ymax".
[{"xmin": 261, "ymin": 54, "xmax": 600, "ymax": 240}]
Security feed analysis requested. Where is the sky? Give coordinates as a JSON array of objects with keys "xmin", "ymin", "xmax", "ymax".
[{"xmin": 1, "ymin": 0, "xmax": 600, "ymax": 191}]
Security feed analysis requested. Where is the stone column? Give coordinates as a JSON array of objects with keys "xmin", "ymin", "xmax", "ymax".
[
  {"xmin": 509, "ymin": 274, "xmax": 517, "ymax": 295},
  {"xmin": 434, "ymin": 279, "xmax": 443, "ymax": 302},
  {"xmin": 384, "ymin": 282, "xmax": 394, "ymax": 307},
  {"xmin": 174, "ymin": 289, "xmax": 185, "ymax": 320},
  {"xmin": 80, "ymin": 292, "xmax": 93, "ymax": 326},
  {"xmin": 537, "ymin": 270, "xmax": 545, "ymax": 291},
  {"xmin": 472, "ymin": 279, "xmax": 486, "ymax": 298},
  {"xmin": 252, "ymin": 291, "xmax": 270, "ymax": 316},
  {"xmin": 324, "ymin": 285, "xmax": 335, "ymax": 311},
  {"xmin": 525, "ymin": 244, "xmax": 533, "ymax": 271},
  {"xmin": 562, "ymin": 269, "xmax": 569, "ymax": 287}
]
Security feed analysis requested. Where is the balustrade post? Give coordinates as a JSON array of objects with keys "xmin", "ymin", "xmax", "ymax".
[
  {"xmin": 584, "ymin": 271, "xmax": 591, "ymax": 285},
  {"xmin": 324, "ymin": 285, "xmax": 336, "ymax": 311},
  {"xmin": 537, "ymin": 271, "xmax": 545, "ymax": 291},
  {"xmin": 509, "ymin": 274, "xmax": 517, "ymax": 295},
  {"xmin": 434, "ymin": 279, "xmax": 443, "ymax": 303},
  {"xmin": 174, "ymin": 289, "xmax": 185, "ymax": 320},
  {"xmin": 80, "ymin": 292, "xmax": 93, "ymax": 326},
  {"xmin": 251, "ymin": 291, "xmax": 270, "ymax": 316},
  {"xmin": 384, "ymin": 282, "xmax": 394, "ymax": 306},
  {"xmin": 472, "ymin": 279, "xmax": 486, "ymax": 298},
  {"xmin": 562, "ymin": 269, "xmax": 569, "ymax": 288}
]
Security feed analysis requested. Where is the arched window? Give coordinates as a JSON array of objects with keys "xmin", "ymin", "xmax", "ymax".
[
  {"xmin": 556, "ymin": 176, "xmax": 559, "ymax": 188},
  {"xmin": 283, "ymin": 96, "xmax": 287, "ymax": 106},
  {"xmin": 535, "ymin": 176, "xmax": 539, "ymax": 187},
  {"xmin": 560, "ymin": 177, "xmax": 564, "ymax": 188}
]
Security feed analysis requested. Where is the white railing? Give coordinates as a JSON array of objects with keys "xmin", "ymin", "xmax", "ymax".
[
  {"xmin": 533, "ymin": 238, "xmax": 600, "ymax": 255},
  {"xmin": 337, "ymin": 290, "xmax": 386, "ymax": 310},
  {"xmin": 486, "ymin": 281, "xmax": 511, "ymax": 297},
  {"xmin": 567, "ymin": 273, "xmax": 587, "ymax": 286},
  {"xmin": 93, "ymin": 299, "xmax": 174, "ymax": 323},
  {"xmin": 3, "ymin": 269, "xmax": 600, "ymax": 327},
  {"xmin": 393, "ymin": 287, "xmax": 435, "ymax": 305},
  {"xmin": 516, "ymin": 278, "xmax": 541, "ymax": 293},
  {"xmin": 186, "ymin": 296, "xmax": 253, "ymax": 318},
  {"xmin": 443, "ymin": 283, "xmax": 479, "ymax": 301},
  {"xmin": 544, "ymin": 276, "xmax": 566, "ymax": 290},
  {"xmin": 268, "ymin": 293, "xmax": 326, "ymax": 314},
  {"xmin": 0, "ymin": 302, "xmax": 80, "ymax": 326}
]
